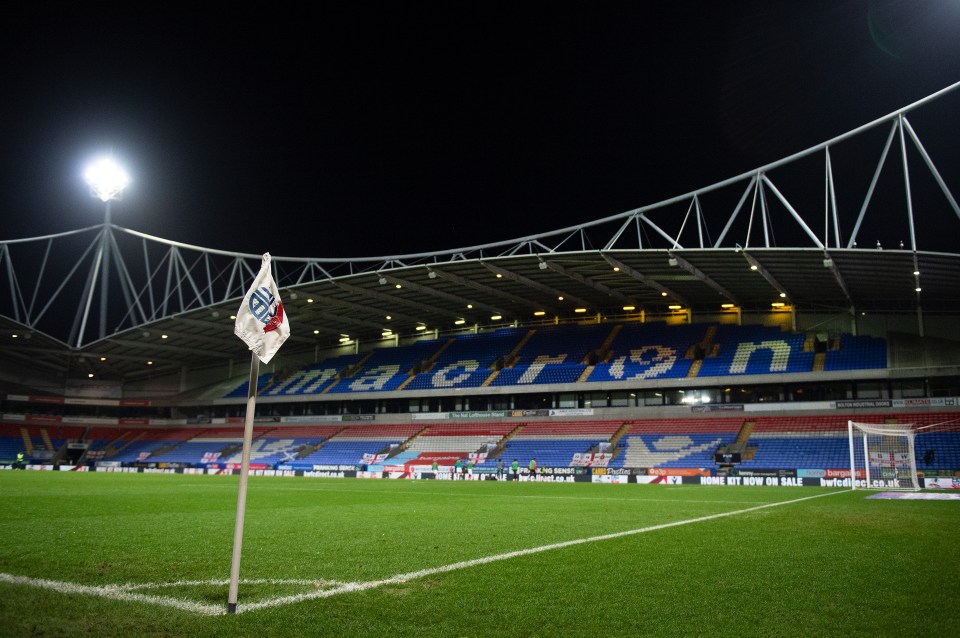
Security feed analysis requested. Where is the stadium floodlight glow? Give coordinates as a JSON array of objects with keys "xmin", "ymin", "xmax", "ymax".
[
  {"xmin": 490, "ymin": 314, "xmax": 502, "ymax": 321},
  {"xmin": 668, "ymin": 304, "xmax": 682, "ymax": 310},
  {"xmin": 454, "ymin": 319, "xmax": 466, "ymax": 325},
  {"xmin": 84, "ymin": 157, "xmax": 130, "ymax": 202},
  {"xmin": 622, "ymin": 305, "xmax": 635, "ymax": 311},
  {"xmin": 721, "ymin": 303, "xmax": 735, "ymax": 309},
  {"xmin": 533, "ymin": 310, "xmax": 546, "ymax": 316}
]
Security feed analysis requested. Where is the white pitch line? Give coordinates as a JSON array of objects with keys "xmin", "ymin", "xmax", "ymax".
[
  {"xmin": 118, "ymin": 577, "xmax": 348, "ymax": 591},
  {"xmin": 0, "ymin": 489, "xmax": 848, "ymax": 616},
  {"xmin": 236, "ymin": 489, "xmax": 848, "ymax": 614},
  {"xmin": 0, "ymin": 572, "xmax": 225, "ymax": 616}
]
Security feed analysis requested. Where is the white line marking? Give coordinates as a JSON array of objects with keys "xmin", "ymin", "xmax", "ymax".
[
  {"xmin": 118, "ymin": 577, "xmax": 348, "ymax": 591},
  {"xmin": 0, "ymin": 489, "xmax": 848, "ymax": 616},
  {"xmin": 238, "ymin": 489, "xmax": 848, "ymax": 613},
  {"xmin": 0, "ymin": 572, "xmax": 225, "ymax": 616}
]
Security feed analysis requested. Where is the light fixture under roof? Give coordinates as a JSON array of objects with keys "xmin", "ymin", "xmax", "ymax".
[
  {"xmin": 490, "ymin": 314, "xmax": 502, "ymax": 321},
  {"xmin": 622, "ymin": 305, "xmax": 635, "ymax": 311},
  {"xmin": 721, "ymin": 303, "xmax": 735, "ymax": 309},
  {"xmin": 533, "ymin": 310, "xmax": 546, "ymax": 316},
  {"xmin": 668, "ymin": 304, "xmax": 682, "ymax": 310},
  {"xmin": 454, "ymin": 319, "xmax": 466, "ymax": 325},
  {"xmin": 574, "ymin": 308, "xmax": 587, "ymax": 313},
  {"xmin": 771, "ymin": 301, "xmax": 786, "ymax": 308}
]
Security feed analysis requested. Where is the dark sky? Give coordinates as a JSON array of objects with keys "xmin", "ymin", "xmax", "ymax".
[{"xmin": 1, "ymin": 2, "xmax": 959, "ymax": 258}]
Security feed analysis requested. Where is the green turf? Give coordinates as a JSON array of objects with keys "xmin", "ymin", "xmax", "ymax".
[{"xmin": 0, "ymin": 471, "xmax": 957, "ymax": 637}]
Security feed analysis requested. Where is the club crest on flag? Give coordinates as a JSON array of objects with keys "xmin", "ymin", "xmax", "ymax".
[{"xmin": 234, "ymin": 253, "xmax": 291, "ymax": 363}]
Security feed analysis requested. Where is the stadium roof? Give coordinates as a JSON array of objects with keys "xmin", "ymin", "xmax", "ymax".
[
  {"xmin": 2, "ymin": 84, "xmax": 960, "ymax": 382},
  {"xmin": 1, "ymin": 241, "xmax": 957, "ymax": 382}
]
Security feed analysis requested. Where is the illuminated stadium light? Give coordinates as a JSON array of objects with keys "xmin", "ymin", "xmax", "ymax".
[
  {"xmin": 454, "ymin": 318, "xmax": 466, "ymax": 325},
  {"xmin": 84, "ymin": 156, "xmax": 130, "ymax": 202},
  {"xmin": 394, "ymin": 284, "xmax": 401, "ymax": 289},
  {"xmin": 771, "ymin": 301, "xmax": 786, "ymax": 308},
  {"xmin": 313, "ymin": 329, "xmax": 320, "ymax": 334},
  {"xmin": 381, "ymin": 330, "xmax": 393, "ymax": 337},
  {"xmin": 533, "ymin": 311, "xmax": 546, "ymax": 316},
  {"xmin": 87, "ymin": 373, "xmax": 94, "ymax": 378},
  {"xmin": 490, "ymin": 315, "xmax": 502, "ymax": 321},
  {"xmin": 416, "ymin": 325, "xmax": 427, "ymax": 331},
  {"xmin": 668, "ymin": 305, "xmax": 682, "ymax": 310},
  {"xmin": 574, "ymin": 308, "xmax": 587, "ymax": 313},
  {"xmin": 495, "ymin": 273, "xmax": 503, "ymax": 279},
  {"xmin": 306, "ymin": 298, "xmax": 314, "ymax": 303},
  {"xmin": 385, "ymin": 315, "xmax": 392, "ymax": 320},
  {"xmin": 466, "ymin": 304, "xmax": 473, "ymax": 309},
  {"xmin": 557, "ymin": 296, "xmax": 564, "ymax": 301},
  {"xmin": 660, "ymin": 291, "xmax": 668, "ymax": 297},
  {"xmin": 750, "ymin": 264, "xmax": 758, "ymax": 271},
  {"xmin": 622, "ymin": 305, "xmax": 635, "ymax": 311},
  {"xmin": 779, "ymin": 292, "xmax": 787, "ymax": 298},
  {"xmin": 721, "ymin": 303, "xmax": 735, "ymax": 309},
  {"xmin": 161, "ymin": 334, "xmax": 168, "ymax": 339},
  {"xmin": 612, "ymin": 266, "xmax": 620, "ymax": 272}
]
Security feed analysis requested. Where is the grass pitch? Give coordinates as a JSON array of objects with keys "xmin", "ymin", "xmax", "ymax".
[{"xmin": 0, "ymin": 471, "xmax": 957, "ymax": 637}]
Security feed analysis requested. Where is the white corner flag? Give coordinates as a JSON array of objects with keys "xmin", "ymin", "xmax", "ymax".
[
  {"xmin": 228, "ymin": 252, "xmax": 290, "ymax": 614},
  {"xmin": 234, "ymin": 253, "xmax": 290, "ymax": 364}
]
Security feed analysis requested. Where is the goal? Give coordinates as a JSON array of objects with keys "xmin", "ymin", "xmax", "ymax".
[{"xmin": 847, "ymin": 420, "xmax": 920, "ymax": 491}]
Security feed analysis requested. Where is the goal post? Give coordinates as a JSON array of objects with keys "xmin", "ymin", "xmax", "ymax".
[{"xmin": 847, "ymin": 420, "xmax": 920, "ymax": 491}]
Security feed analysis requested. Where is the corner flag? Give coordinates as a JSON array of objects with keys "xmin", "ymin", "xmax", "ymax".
[
  {"xmin": 234, "ymin": 253, "xmax": 290, "ymax": 364},
  {"xmin": 228, "ymin": 252, "xmax": 290, "ymax": 614}
]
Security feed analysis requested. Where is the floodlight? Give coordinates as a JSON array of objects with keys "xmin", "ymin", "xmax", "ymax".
[{"xmin": 84, "ymin": 157, "xmax": 130, "ymax": 202}]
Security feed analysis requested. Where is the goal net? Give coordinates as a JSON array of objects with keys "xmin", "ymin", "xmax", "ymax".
[{"xmin": 847, "ymin": 421, "xmax": 920, "ymax": 491}]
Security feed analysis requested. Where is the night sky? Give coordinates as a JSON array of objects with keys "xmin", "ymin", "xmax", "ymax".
[{"xmin": 2, "ymin": 2, "xmax": 959, "ymax": 258}]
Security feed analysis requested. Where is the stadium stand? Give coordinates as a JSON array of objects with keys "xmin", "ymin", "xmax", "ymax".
[{"xmin": 228, "ymin": 323, "xmax": 889, "ymax": 399}]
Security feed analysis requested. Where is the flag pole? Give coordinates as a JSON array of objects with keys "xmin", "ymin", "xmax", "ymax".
[{"xmin": 227, "ymin": 351, "xmax": 260, "ymax": 614}]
